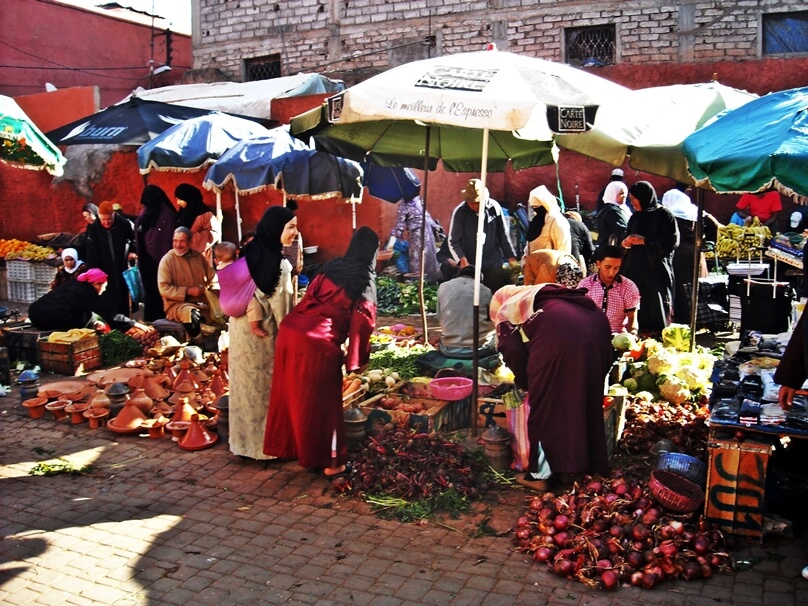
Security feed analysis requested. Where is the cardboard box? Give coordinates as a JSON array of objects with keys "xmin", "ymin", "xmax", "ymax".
[
  {"xmin": 38, "ymin": 335, "xmax": 102, "ymax": 375},
  {"xmin": 1, "ymin": 326, "xmax": 52, "ymax": 365},
  {"xmin": 478, "ymin": 397, "xmax": 507, "ymax": 430},
  {"xmin": 704, "ymin": 429, "xmax": 773, "ymax": 539}
]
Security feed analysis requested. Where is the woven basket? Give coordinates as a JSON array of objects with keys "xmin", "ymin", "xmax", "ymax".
[
  {"xmin": 649, "ymin": 470, "xmax": 705, "ymax": 513},
  {"xmin": 656, "ymin": 452, "xmax": 707, "ymax": 486}
]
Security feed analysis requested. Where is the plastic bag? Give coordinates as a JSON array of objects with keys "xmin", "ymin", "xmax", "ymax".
[
  {"xmin": 504, "ymin": 388, "xmax": 530, "ymax": 472},
  {"xmin": 122, "ymin": 266, "xmax": 144, "ymax": 305}
]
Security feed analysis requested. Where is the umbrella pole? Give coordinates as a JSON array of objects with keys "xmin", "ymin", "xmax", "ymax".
[
  {"xmin": 235, "ymin": 190, "xmax": 243, "ymax": 244},
  {"xmin": 471, "ymin": 128, "xmax": 491, "ymax": 438},
  {"xmin": 215, "ymin": 191, "xmax": 223, "ymax": 227},
  {"xmin": 689, "ymin": 189, "xmax": 705, "ymax": 352},
  {"xmin": 418, "ymin": 125, "xmax": 433, "ymax": 344}
]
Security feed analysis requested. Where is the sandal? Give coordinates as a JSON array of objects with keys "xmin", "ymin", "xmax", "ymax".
[
  {"xmin": 324, "ymin": 464, "xmax": 346, "ymax": 477},
  {"xmin": 516, "ymin": 474, "xmax": 549, "ymax": 492}
]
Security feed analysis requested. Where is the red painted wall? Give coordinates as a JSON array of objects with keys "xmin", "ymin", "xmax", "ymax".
[{"xmin": 2, "ymin": 0, "xmax": 192, "ymax": 108}]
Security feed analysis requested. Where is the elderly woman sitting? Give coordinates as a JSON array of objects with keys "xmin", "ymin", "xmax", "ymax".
[
  {"xmin": 50, "ymin": 247, "xmax": 88, "ymax": 291},
  {"xmin": 29, "ymin": 268, "xmax": 135, "ymax": 332}
]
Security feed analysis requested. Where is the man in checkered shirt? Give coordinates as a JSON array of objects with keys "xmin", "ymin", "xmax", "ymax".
[{"xmin": 577, "ymin": 245, "xmax": 640, "ymax": 335}]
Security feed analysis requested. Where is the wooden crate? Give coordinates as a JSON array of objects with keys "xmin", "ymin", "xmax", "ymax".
[
  {"xmin": 359, "ymin": 381, "xmax": 469, "ymax": 433},
  {"xmin": 704, "ymin": 429, "xmax": 773, "ymax": 539},
  {"xmin": 1, "ymin": 326, "xmax": 52, "ymax": 365},
  {"xmin": 38, "ymin": 335, "xmax": 102, "ymax": 375}
]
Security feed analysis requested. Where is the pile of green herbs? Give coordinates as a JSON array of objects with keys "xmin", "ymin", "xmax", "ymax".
[
  {"xmin": 334, "ymin": 426, "xmax": 500, "ymax": 522},
  {"xmin": 99, "ymin": 330, "xmax": 142, "ymax": 366},
  {"xmin": 368, "ymin": 344, "xmax": 433, "ymax": 380},
  {"xmin": 376, "ymin": 276, "xmax": 437, "ymax": 316}
]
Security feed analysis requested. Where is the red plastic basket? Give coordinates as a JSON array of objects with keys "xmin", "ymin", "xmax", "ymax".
[
  {"xmin": 429, "ymin": 377, "xmax": 473, "ymax": 401},
  {"xmin": 649, "ymin": 470, "xmax": 705, "ymax": 513}
]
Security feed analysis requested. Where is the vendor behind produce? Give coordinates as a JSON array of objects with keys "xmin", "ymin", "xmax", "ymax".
[
  {"xmin": 28, "ymin": 268, "xmax": 135, "ymax": 332},
  {"xmin": 436, "ymin": 264, "xmax": 496, "ymax": 358}
]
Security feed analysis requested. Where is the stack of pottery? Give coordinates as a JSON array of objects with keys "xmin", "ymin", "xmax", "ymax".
[{"xmin": 106, "ymin": 398, "xmax": 147, "ymax": 434}]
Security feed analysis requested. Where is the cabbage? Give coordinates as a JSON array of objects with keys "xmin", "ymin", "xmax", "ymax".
[
  {"xmin": 622, "ymin": 377, "xmax": 639, "ymax": 392},
  {"xmin": 612, "ymin": 332, "xmax": 637, "ymax": 351}
]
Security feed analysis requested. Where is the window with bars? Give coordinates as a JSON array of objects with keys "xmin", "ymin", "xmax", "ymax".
[
  {"xmin": 245, "ymin": 54, "xmax": 282, "ymax": 81},
  {"xmin": 565, "ymin": 25, "xmax": 616, "ymax": 66},
  {"xmin": 763, "ymin": 11, "xmax": 808, "ymax": 55}
]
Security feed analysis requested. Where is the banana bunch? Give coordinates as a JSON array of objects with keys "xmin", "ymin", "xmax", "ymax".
[
  {"xmin": 715, "ymin": 219, "xmax": 771, "ymax": 259},
  {"xmin": 715, "ymin": 238, "xmax": 740, "ymax": 258}
]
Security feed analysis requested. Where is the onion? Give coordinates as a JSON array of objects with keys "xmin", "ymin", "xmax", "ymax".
[
  {"xmin": 517, "ymin": 516, "xmax": 530, "ymax": 528},
  {"xmin": 644, "ymin": 549, "xmax": 658, "ymax": 564},
  {"xmin": 586, "ymin": 480, "xmax": 603, "ymax": 493},
  {"xmin": 658, "ymin": 540, "xmax": 678, "ymax": 557},
  {"xmin": 682, "ymin": 561, "xmax": 702, "ymax": 580},
  {"xmin": 604, "ymin": 493, "xmax": 619, "ymax": 504},
  {"xmin": 601, "ymin": 569, "xmax": 619, "ymax": 590},
  {"xmin": 641, "ymin": 508, "xmax": 661, "ymax": 526},
  {"xmin": 642, "ymin": 572, "xmax": 659, "ymax": 589},
  {"xmin": 516, "ymin": 528, "xmax": 531, "ymax": 540},
  {"xmin": 710, "ymin": 553, "xmax": 725, "ymax": 569},
  {"xmin": 553, "ymin": 531, "xmax": 569, "ymax": 547},
  {"xmin": 630, "ymin": 571, "xmax": 645, "ymax": 586},
  {"xmin": 692, "ymin": 535, "xmax": 710, "ymax": 555},
  {"xmin": 554, "ymin": 559, "xmax": 575, "ymax": 576},
  {"xmin": 701, "ymin": 564, "xmax": 713, "ymax": 579},
  {"xmin": 592, "ymin": 518, "xmax": 609, "ymax": 533},
  {"xmin": 553, "ymin": 515, "xmax": 569, "ymax": 531},
  {"xmin": 596, "ymin": 559, "xmax": 613, "ymax": 573},
  {"xmin": 533, "ymin": 546, "xmax": 554, "ymax": 563},
  {"xmin": 609, "ymin": 525, "xmax": 623, "ymax": 538},
  {"xmin": 627, "ymin": 550, "xmax": 645, "ymax": 569},
  {"xmin": 529, "ymin": 498, "xmax": 544, "ymax": 511},
  {"xmin": 659, "ymin": 524, "xmax": 676, "ymax": 540},
  {"xmin": 669, "ymin": 520, "xmax": 685, "ymax": 535},
  {"xmin": 632, "ymin": 524, "xmax": 651, "ymax": 541}
]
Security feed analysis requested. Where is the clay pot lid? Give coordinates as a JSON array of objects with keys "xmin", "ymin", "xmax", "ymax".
[
  {"xmin": 112, "ymin": 403, "xmax": 147, "ymax": 429},
  {"xmin": 166, "ymin": 420, "xmax": 190, "ymax": 432},
  {"xmin": 150, "ymin": 401, "xmax": 173, "ymax": 415},
  {"xmin": 83, "ymin": 407, "xmax": 109, "ymax": 418},
  {"xmin": 37, "ymin": 380, "xmax": 88, "ymax": 399},
  {"xmin": 168, "ymin": 391, "xmax": 200, "ymax": 405},
  {"xmin": 178, "ymin": 415, "xmax": 218, "ymax": 451},
  {"xmin": 106, "ymin": 417, "xmax": 141, "ymax": 434},
  {"xmin": 45, "ymin": 399, "xmax": 70, "ymax": 410},
  {"xmin": 105, "ymin": 382, "xmax": 130, "ymax": 397},
  {"xmin": 65, "ymin": 401, "xmax": 91, "ymax": 413},
  {"xmin": 141, "ymin": 416, "xmax": 169, "ymax": 428},
  {"xmin": 22, "ymin": 397, "xmax": 48, "ymax": 408},
  {"xmin": 88, "ymin": 368, "xmax": 144, "ymax": 388},
  {"xmin": 124, "ymin": 358, "xmax": 148, "ymax": 368},
  {"xmin": 173, "ymin": 381, "xmax": 197, "ymax": 393}
]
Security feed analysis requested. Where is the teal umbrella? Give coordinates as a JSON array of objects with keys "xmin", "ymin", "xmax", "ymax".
[
  {"xmin": 0, "ymin": 95, "xmax": 66, "ymax": 176},
  {"xmin": 684, "ymin": 86, "xmax": 808, "ymax": 198}
]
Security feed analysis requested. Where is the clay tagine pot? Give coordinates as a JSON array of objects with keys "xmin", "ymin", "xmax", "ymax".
[
  {"xmin": 105, "ymin": 382, "xmax": 130, "ymax": 405},
  {"xmin": 141, "ymin": 414, "xmax": 169, "ymax": 439},
  {"xmin": 138, "ymin": 374, "xmax": 170, "ymax": 401},
  {"xmin": 166, "ymin": 420, "xmax": 190, "ymax": 442},
  {"xmin": 65, "ymin": 401, "xmax": 91, "ymax": 424},
  {"xmin": 83, "ymin": 407, "xmax": 110, "ymax": 429},
  {"xmin": 45, "ymin": 399, "xmax": 70, "ymax": 421},
  {"xmin": 22, "ymin": 397, "xmax": 48, "ymax": 419},
  {"xmin": 88, "ymin": 388, "xmax": 112, "ymax": 410},
  {"xmin": 128, "ymin": 388, "xmax": 154, "ymax": 415},
  {"xmin": 172, "ymin": 396, "xmax": 200, "ymax": 423},
  {"xmin": 178, "ymin": 414, "xmax": 218, "ymax": 451}
]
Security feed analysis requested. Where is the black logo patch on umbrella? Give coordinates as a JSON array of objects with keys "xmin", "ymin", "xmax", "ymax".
[{"xmin": 546, "ymin": 105, "xmax": 598, "ymax": 133}]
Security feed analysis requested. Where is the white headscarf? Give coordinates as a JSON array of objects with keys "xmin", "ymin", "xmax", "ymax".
[
  {"xmin": 61, "ymin": 247, "xmax": 83, "ymax": 274},
  {"xmin": 603, "ymin": 181, "xmax": 631, "ymax": 220}
]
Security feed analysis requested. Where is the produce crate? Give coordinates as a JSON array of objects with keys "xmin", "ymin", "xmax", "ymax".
[
  {"xmin": 0, "ymin": 266, "xmax": 7, "ymax": 300},
  {"xmin": 34, "ymin": 283, "xmax": 50, "ymax": 300},
  {"xmin": 478, "ymin": 397, "xmax": 507, "ymax": 430},
  {"xmin": 34, "ymin": 263, "xmax": 58, "ymax": 285},
  {"xmin": 704, "ymin": 429, "xmax": 773, "ymax": 539},
  {"xmin": 1, "ymin": 326, "xmax": 52, "ymax": 364},
  {"xmin": 8, "ymin": 280, "xmax": 36, "ymax": 303},
  {"xmin": 38, "ymin": 335, "xmax": 102, "ymax": 376},
  {"xmin": 7, "ymin": 260, "xmax": 36, "ymax": 282},
  {"xmin": 360, "ymin": 381, "xmax": 469, "ymax": 433}
]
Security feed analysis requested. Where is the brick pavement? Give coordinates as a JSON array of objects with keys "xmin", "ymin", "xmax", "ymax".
[{"xmin": 2, "ymin": 384, "xmax": 808, "ymax": 606}]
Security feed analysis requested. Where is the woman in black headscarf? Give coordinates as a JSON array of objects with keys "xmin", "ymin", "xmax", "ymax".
[
  {"xmin": 175, "ymin": 183, "xmax": 220, "ymax": 263},
  {"xmin": 134, "ymin": 185, "xmax": 178, "ymax": 321},
  {"xmin": 225, "ymin": 205, "xmax": 298, "ymax": 460},
  {"xmin": 264, "ymin": 227, "xmax": 379, "ymax": 476},
  {"xmin": 621, "ymin": 181, "xmax": 680, "ymax": 333}
]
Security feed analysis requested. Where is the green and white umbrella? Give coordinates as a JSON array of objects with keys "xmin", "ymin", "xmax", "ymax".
[{"xmin": 0, "ymin": 94, "xmax": 66, "ymax": 176}]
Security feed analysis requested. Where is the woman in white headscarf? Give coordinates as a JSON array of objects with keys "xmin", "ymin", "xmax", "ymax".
[
  {"xmin": 525, "ymin": 185, "xmax": 571, "ymax": 257},
  {"xmin": 50, "ymin": 247, "xmax": 87, "ymax": 291},
  {"xmin": 596, "ymin": 181, "xmax": 630, "ymax": 247}
]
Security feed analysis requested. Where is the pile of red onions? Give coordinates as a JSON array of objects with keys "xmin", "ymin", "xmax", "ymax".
[
  {"xmin": 619, "ymin": 395, "xmax": 709, "ymax": 457},
  {"xmin": 514, "ymin": 475, "xmax": 732, "ymax": 590}
]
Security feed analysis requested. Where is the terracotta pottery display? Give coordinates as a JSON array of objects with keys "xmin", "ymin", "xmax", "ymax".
[
  {"xmin": 65, "ymin": 401, "xmax": 91, "ymax": 424},
  {"xmin": 150, "ymin": 400, "xmax": 172, "ymax": 416},
  {"xmin": 208, "ymin": 372, "xmax": 226, "ymax": 398},
  {"xmin": 45, "ymin": 399, "xmax": 70, "ymax": 421},
  {"xmin": 83, "ymin": 407, "xmax": 110, "ymax": 429},
  {"xmin": 172, "ymin": 397, "xmax": 200, "ymax": 423},
  {"xmin": 129, "ymin": 388, "xmax": 154, "ymax": 415},
  {"xmin": 109, "ymin": 400, "xmax": 147, "ymax": 431},
  {"xmin": 37, "ymin": 380, "xmax": 88, "ymax": 400},
  {"xmin": 178, "ymin": 414, "xmax": 218, "ymax": 451},
  {"xmin": 88, "ymin": 389, "xmax": 112, "ymax": 410},
  {"xmin": 172, "ymin": 361, "xmax": 198, "ymax": 391},
  {"xmin": 166, "ymin": 420, "xmax": 190, "ymax": 442},
  {"xmin": 22, "ymin": 397, "xmax": 48, "ymax": 419},
  {"xmin": 105, "ymin": 382, "xmax": 130, "ymax": 405},
  {"xmin": 139, "ymin": 374, "xmax": 171, "ymax": 401},
  {"xmin": 141, "ymin": 414, "xmax": 169, "ymax": 439}
]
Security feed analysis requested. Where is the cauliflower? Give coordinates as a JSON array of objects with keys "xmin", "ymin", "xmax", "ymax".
[
  {"xmin": 661, "ymin": 324, "xmax": 692, "ymax": 353},
  {"xmin": 646, "ymin": 348, "xmax": 676, "ymax": 376},
  {"xmin": 675, "ymin": 366, "xmax": 706, "ymax": 391},
  {"xmin": 658, "ymin": 376, "xmax": 691, "ymax": 405}
]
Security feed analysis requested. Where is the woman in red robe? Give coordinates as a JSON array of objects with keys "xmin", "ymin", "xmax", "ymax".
[
  {"xmin": 263, "ymin": 227, "xmax": 378, "ymax": 475},
  {"xmin": 490, "ymin": 284, "xmax": 613, "ymax": 491}
]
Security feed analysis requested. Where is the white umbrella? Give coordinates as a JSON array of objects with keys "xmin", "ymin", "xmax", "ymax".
[{"xmin": 305, "ymin": 48, "xmax": 627, "ymax": 431}]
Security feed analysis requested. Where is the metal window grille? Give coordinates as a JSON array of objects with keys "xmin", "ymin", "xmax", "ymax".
[
  {"xmin": 565, "ymin": 25, "xmax": 615, "ymax": 66},
  {"xmin": 763, "ymin": 11, "xmax": 808, "ymax": 55},
  {"xmin": 245, "ymin": 54, "xmax": 282, "ymax": 81}
]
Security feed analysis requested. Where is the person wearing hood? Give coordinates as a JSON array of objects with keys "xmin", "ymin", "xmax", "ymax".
[
  {"xmin": 621, "ymin": 181, "xmax": 679, "ymax": 333},
  {"xmin": 50, "ymin": 247, "xmax": 87, "ymax": 291},
  {"xmin": 157, "ymin": 227, "xmax": 216, "ymax": 339},
  {"xmin": 85, "ymin": 200, "xmax": 136, "ymax": 316},
  {"xmin": 134, "ymin": 185, "xmax": 178, "ymax": 321},
  {"xmin": 29, "ymin": 268, "xmax": 135, "ymax": 332},
  {"xmin": 175, "ymin": 184, "xmax": 220, "ymax": 264},
  {"xmin": 264, "ymin": 226, "xmax": 378, "ymax": 476},
  {"xmin": 447, "ymin": 179, "xmax": 519, "ymax": 293},
  {"xmin": 595, "ymin": 167, "xmax": 626, "ymax": 215},
  {"xmin": 525, "ymin": 185, "xmax": 571, "ymax": 257},
  {"xmin": 596, "ymin": 181, "xmax": 630, "ymax": 247}
]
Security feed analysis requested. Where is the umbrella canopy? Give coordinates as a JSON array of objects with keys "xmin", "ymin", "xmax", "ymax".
[
  {"xmin": 361, "ymin": 164, "xmax": 421, "ymax": 203},
  {"xmin": 0, "ymin": 94, "xmax": 66, "ymax": 176},
  {"xmin": 556, "ymin": 81, "xmax": 758, "ymax": 183},
  {"xmin": 46, "ymin": 97, "xmax": 223, "ymax": 146},
  {"xmin": 683, "ymin": 86, "xmax": 808, "ymax": 199},
  {"xmin": 137, "ymin": 112, "xmax": 270, "ymax": 174}
]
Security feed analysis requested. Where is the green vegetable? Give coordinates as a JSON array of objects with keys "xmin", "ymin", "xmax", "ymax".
[
  {"xmin": 30, "ymin": 460, "xmax": 92, "ymax": 476},
  {"xmin": 375, "ymin": 276, "xmax": 437, "ymax": 316},
  {"xmin": 661, "ymin": 323, "xmax": 692, "ymax": 352},
  {"xmin": 612, "ymin": 332, "xmax": 637, "ymax": 351},
  {"xmin": 369, "ymin": 344, "xmax": 433, "ymax": 379},
  {"xmin": 99, "ymin": 330, "xmax": 143, "ymax": 366}
]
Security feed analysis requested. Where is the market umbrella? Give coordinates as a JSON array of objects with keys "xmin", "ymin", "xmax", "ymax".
[
  {"xmin": 556, "ymin": 81, "xmax": 758, "ymax": 184},
  {"xmin": 0, "ymin": 94, "xmax": 66, "ymax": 176},
  {"xmin": 683, "ymin": 86, "xmax": 808, "ymax": 199},
  {"xmin": 361, "ymin": 164, "xmax": 421, "ymax": 203},
  {"xmin": 45, "ymin": 97, "xmax": 228, "ymax": 147},
  {"xmin": 292, "ymin": 48, "xmax": 627, "ymax": 431},
  {"xmin": 203, "ymin": 127, "xmax": 363, "ymax": 241},
  {"xmin": 137, "ymin": 112, "xmax": 271, "ymax": 225}
]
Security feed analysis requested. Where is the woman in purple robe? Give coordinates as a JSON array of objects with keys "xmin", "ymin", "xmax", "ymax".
[
  {"xmin": 385, "ymin": 196, "xmax": 441, "ymax": 282},
  {"xmin": 490, "ymin": 284, "xmax": 613, "ymax": 492}
]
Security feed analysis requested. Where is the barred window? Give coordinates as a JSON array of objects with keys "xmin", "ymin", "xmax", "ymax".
[
  {"xmin": 763, "ymin": 11, "xmax": 808, "ymax": 55},
  {"xmin": 565, "ymin": 25, "xmax": 616, "ymax": 66},
  {"xmin": 245, "ymin": 54, "xmax": 282, "ymax": 81}
]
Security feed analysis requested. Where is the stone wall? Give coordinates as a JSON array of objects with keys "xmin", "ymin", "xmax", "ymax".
[{"xmin": 193, "ymin": 0, "xmax": 806, "ymax": 83}]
